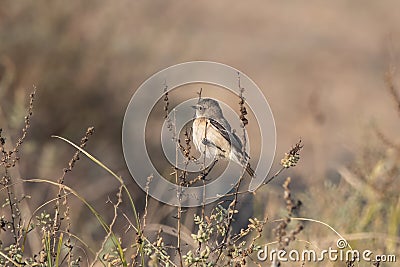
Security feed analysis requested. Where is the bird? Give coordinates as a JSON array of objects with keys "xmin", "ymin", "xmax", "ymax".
[{"xmin": 192, "ymin": 98, "xmax": 255, "ymax": 177}]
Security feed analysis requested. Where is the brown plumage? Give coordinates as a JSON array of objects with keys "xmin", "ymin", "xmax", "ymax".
[{"xmin": 192, "ymin": 98, "xmax": 255, "ymax": 177}]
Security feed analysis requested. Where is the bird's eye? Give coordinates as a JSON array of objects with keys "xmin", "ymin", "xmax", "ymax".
[{"xmin": 198, "ymin": 106, "xmax": 203, "ymax": 110}]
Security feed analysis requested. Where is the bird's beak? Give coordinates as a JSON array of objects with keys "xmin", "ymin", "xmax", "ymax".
[{"xmin": 191, "ymin": 105, "xmax": 197, "ymax": 109}]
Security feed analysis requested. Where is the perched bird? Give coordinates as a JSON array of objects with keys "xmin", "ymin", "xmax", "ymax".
[{"xmin": 192, "ymin": 98, "xmax": 255, "ymax": 177}]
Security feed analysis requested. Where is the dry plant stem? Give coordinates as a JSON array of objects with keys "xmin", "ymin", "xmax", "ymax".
[
  {"xmin": 52, "ymin": 135, "xmax": 145, "ymax": 266},
  {"xmin": 263, "ymin": 167, "xmax": 285, "ymax": 186},
  {"xmin": 195, "ymin": 87, "xmax": 207, "ymax": 261},
  {"xmin": 172, "ymin": 111, "xmax": 184, "ymax": 266},
  {"xmin": 271, "ymin": 177, "xmax": 304, "ymax": 266},
  {"xmin": 197, "ymin": 87, "xmax": 203, "ymax": 101},
  {"xmin": 385, "ymin": 64, "xmax": 400, "ymax": 115},
  {"xmin": 214, "ymin": 174, "xmax": 245, "ymax": 265},
  {"xmin": 200, "ymin": 117, "xmax": 209, "ymax": 249},
  {"xmin": 64, "ymin": 205, "xmax": 73, "ymax": 266},
  {"xmin": 131, "ymin": 176, "xmax": 153, "ymax": 265},
  {"xmin": 377, "ymin": 65, "xmax": 400, "ymax": 151},
  {"xmin": 0, "ymin": 88, "xmax": 38, "ymax": 250},
  {"xmin": 213, "ymin": 82, "xmax": 249, "ymax": 264},
  {"xmin": 238, "ymin": 73, "xmax": 249, "ymax": 128},
  {"xmin": 21, "ymin": 192, "xmax": 72, "ymax": 252},
  {"xmin": 24, "ymin": 178, "xmax": 125, "ymax": 266},
  {"xmin": 163, "ymin": 84, "xmax": 173, "ymax": 132},
  {"xmin": 176, "ymin": 192, "xmax": 183, "ymax": 267},
  {"xmin": 203, "ymin": 140, "xmax": 302, "ymax": 203},
  {"xmin": 52, "ymin": 126, "xmax": 94, "ymax": 261},
  {"xmin": 142, "ymin": 175, "xmax": 153, "ymax": 231},
  {"xmin": 163, "ymin": 85, "xmax": 183, "ymax": 265},
  {"xmin": 164, "ymin": 91, "xmax": 169, "ymax": 119},
  {"xmin": 201, "ymin": 179, "xmax": 206, "ymax": 224},
  {"xmin": 233, "ymin": 218, "xmax": 266, "ymax": 266},
  {"xmin": 1, "ymin": 169, "xmax": 19, "ymax": 244},
  {"xmin": 0, "ymin": 251, "xmax": 21, "ymax": 266},
  {"xmin": 374, "ymin": 126, "xmax": 400, "ymax": 150},
  {"xmin": 91, "ymin": 185, "xmax": 123, "ymax": 267}
]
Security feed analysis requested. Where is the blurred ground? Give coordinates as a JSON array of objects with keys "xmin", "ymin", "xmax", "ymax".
[{"xmin": 1, "ymin": 1, "xmax": 400, "ymax": 265}]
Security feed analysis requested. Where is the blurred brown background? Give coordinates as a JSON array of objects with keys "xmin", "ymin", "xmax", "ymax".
[{"xmin": 1, "ymin": 1, "xmax": 400, "ymax": 265}]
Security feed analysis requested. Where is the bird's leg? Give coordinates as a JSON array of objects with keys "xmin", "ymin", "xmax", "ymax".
[
  {"xmin": 202, "ymin": 138, "xmax": 225, "ymax": 153},
  {"xmin": 201, "ymin": 159, "xmax": 218, "ymax": 180},
  {"xmin": 208, "ymin": 159, "xmax": 218, "ymax": 172}
]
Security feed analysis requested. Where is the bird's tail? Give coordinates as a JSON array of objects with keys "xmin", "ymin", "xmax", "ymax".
[{"xmin": 246, "ymin": 163, "xmax": 255, "ymax": 177}]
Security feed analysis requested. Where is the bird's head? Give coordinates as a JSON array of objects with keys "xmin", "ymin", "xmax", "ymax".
[{"xmin": 192, "ymin": 98, "xmax": 223, "ymax": 118}]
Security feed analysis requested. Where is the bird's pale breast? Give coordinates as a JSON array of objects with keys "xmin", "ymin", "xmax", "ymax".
[{"xmin": 192, "ymin": 117, "xmax": 231, "ymax": 159}]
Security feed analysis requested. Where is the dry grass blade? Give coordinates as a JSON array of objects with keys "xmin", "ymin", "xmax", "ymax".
[
  {"xmin": 23, "ymin": 178, "xmax": 122, "ymax": 266},
  {"xmin": 338, "ymin": 166, "xmax": 379, "ymax": 199},
  {"xmin": 50, "ymin": 135, "xmax": 178, "ymax": 267},
  {"xmin": 0, "ymin": 251, "xmax": 23, "ymax": 267}
]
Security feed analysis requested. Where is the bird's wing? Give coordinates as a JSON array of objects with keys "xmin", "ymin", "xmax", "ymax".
[
  {"xmin": 231, "ymin": 130, "xmax": 250, "ymax": 161},
  {"xmin": 209, "ymin": 118, "xmax": 232, "ymax": 145},
  {"xmin": 212, "ymin": 119, "xmax": 251, "ymax": 159}
]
